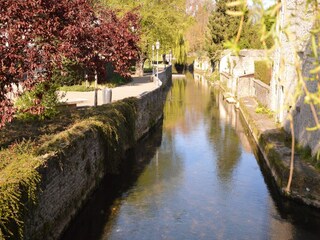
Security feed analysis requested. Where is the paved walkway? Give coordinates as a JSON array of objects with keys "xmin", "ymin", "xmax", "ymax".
[
  {"xmin": 59, "ymin": 75, "xmax": 159, "ymax": 107},
  {"xmin": 240, "ymin": 97, "xmax": 277, "ymax": 132}
]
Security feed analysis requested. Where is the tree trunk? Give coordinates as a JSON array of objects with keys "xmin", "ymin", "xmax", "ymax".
[{"xmin": 135, "ymin": 53, "xmax": 146, "ymax": 77}]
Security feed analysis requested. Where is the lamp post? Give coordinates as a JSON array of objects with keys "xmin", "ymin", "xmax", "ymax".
[
  {"xmin": 152, "ymin": 45, "xmax": 155, "ymax": 79},
  {"xmin": 94, "ymin": 53, "xmax": 106, "ymax": 107},
  {"xmin": 156, "ymin": 40, "xmax": 160, "ymax": 78},
  {"xmin": 94, "ymin": 70, "xmax": 98, "ymax": 107}
]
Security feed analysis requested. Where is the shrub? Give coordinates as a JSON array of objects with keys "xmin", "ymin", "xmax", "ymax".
[
  {"xmin": 254, "ymin": 60, "xmax": 273, "ymax": 85},
  {"xmin": 107, "ymin": 74, "xmax": 129, "ymax": 86},
  {"xmin": 15, "ymin": 82, "xmax": 60, "ymax": 120},
  {"xmin": 255, "ymin": 103, "xmax": 273, "ymax": 117}
]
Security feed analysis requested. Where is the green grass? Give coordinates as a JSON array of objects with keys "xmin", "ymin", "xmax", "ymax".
[
  {"xmin": 255, "ymin": 103, "xmax": 274, "ymax": 117},
  {"xmin": 59, "ymin": 84, "xmax": 95, "ymax": 92},
  {"xmin": 59, "ymin": 75, "xmax": 130, "ymax": 92}
]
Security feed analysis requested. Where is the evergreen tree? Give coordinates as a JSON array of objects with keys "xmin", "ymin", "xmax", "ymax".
[
  {"xmin": 206, "ymin": 0, "xmax": 264, "ymax": 62},
  {"xmin": 206, "ymin": 0, "xmax": 239, "ymax": 61}
]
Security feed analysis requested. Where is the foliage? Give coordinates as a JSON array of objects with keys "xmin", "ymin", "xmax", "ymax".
[
  {"xmin": 207, "ymin": 0, "xmax": 235, "ymax": 61},
  {"xmin": 0, "ymin": 0, "xmax": 139, "ymax": 127},
  {"xmin": 174, "ymin": 32, "xmax": 188, "ymax": 65},
  {"xmin": 206, "ymin": 0, "xmax": 272, "ymax": 62},
  {"xmin": 52, "ymin": 60, "xmax": 86, "ymax": 87},
  {"xmin": 206, "ymin": 0, "xmax": 247, "ymax": 61},
  {"xmin": 255, "ymin": 103, "xmax": 273, "ymax": 117},
  {"xmin": 185, "ymin": 0, "xmax": 214, "ymax": 54},
  {"xmin": 99, "ymin": 0, "xmax": 190, "ymax": 74},
  {"xmin": 254, "ymin": 60, "xmax": 272, "ymax": 85},
  {"xmin": 172, "ymin": 56, "xmax": 195, "ymax": 74},
  {"xmin": 15, "ymin": 82, "xmax": 60, "ymax": 120},
  {"xmin": 250, "ymin": 1, "xmax": 277, "ymax": 49}
]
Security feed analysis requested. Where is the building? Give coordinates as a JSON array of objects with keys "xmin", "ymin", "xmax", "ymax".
[
  {"xmin": 270, "ymin": 0, "xmax": 320, "ymax": 156},
  {"xmin": 220, "ymin": 49, "xmax": 269, "ymax": 77},
  {"xmin": 194, "ymin": 56, "xmax": 213, "ymax": 73},
  {"xmin": 219, "ymin": 49, "xmax": 271, "ymax": 106}
]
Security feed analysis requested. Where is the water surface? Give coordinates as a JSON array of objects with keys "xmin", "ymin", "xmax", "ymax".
[{"xmin": 62, "ymin": 74, "xmax": 320, "ymax": 240}]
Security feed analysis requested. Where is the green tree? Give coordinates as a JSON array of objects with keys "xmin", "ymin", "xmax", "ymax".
[
  {"xmin": 99, "ymin": 0, "xmax": 190, "ymax": 76},
  {"xmin": 206, "ymin": 0, "xmax": 264, "ymax": 62},
  {"xmin": 174, "ymin": 32, "xmax": 188, "ymax": 65},
  {"xmin": 206, "ymin": 0, "xmax": 239, "ymax": 62},
  {"xmin": 173, "ymin": 31, "xmax": 189, "ymax": 73}
]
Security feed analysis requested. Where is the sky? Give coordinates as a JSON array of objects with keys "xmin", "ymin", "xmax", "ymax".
[{"xmin": 248, "ymin": 0, "xmax": 276, "ymax": 9}]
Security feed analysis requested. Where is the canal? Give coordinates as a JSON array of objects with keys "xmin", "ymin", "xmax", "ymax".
[{"xmin": 61, "ymin": 74, "xmax": 320, "ymax": 240}]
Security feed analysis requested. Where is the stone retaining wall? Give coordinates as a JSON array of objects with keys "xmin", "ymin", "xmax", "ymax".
[
  {"xmin": 23, "ymin": 66, "xmax": 172, "ymax": 240},
  {"xmin": 221, "ymin": 72, "xmax": 271, "ymax": 107},
  {"xmin": 253, "ymin": 79, "xmax": 270, "ymax": 107},
  {"xmin": 239, "ymin": 100, "xmax": 320, "ymax": 208},
  {"xmin": 220, "ymin": 72, "xmax": 231, "ymax": 86},
  {"xmin": 236, "ymin": 75, "xmax": 255, "ymax": 98}
]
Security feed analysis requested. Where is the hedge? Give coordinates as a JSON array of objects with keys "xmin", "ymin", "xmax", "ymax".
[{"xmin": 254, "ymin": 60, "xmax": 273, "ymax": 85}]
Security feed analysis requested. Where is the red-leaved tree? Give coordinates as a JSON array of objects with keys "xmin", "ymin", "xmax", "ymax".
[{"xmin": 0, "ymin": 0, "xmax": 139, "ymax": 127}]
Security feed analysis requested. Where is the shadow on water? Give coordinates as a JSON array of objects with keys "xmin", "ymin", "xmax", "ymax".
[
  {"xmin": 239, "ymin": 108, "xmax": 320, "ymax": 238},
  {"xmin": 60, "ymin": 121, "xmax": 163, "ymax": 240},
  {"xmin": 207, "ymin": 89, "xmax": 242, "ymax": 183},
  {"xmin": 208, "ymin": 87, "xmax": 320, "ymax": 239}
]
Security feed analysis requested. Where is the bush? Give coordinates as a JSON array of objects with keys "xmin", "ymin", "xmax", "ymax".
[
  {"xmin": 255, "ymin": 103, "xmax": 273, "ymax": 117},
  {"xmin": 254, "ymin": 60, "xmax": 273, "ymax": 85},
  {"xmin": 15, "ymin": 82, "xmax": 60, "ymax": 120},
  {"xmin": 107, "ymin": 74, "xmax": 129, "ymax": 87}
]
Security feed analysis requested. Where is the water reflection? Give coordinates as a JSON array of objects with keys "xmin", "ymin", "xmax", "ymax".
[
  {"xmin": 206, "ymin": 88, "xmax": 242, "ymax": 183},
  {"xmin": 61, "ymin": 74, "xmax": 320, "ymax": 240},
  {"xmin": 163, "ymin": 78, "xmax": 187, "ymax": 134}
]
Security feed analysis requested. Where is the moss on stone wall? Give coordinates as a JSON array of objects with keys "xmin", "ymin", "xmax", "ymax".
[
  {"xmin": 0, "ymin": 98, "xmax": 137, "ymax": 239},
  {"xmin": 0, "ymin": 146, "xmax": 41, "ymax": 239},
  {"xmin": 0, "ymin": 65, "xmax": 171, "ymax": 239}
]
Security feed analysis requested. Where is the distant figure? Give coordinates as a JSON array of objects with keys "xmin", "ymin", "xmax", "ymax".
[{"xmin": 162, "ymin": 54, "xmax": 166, "ymax": 69}]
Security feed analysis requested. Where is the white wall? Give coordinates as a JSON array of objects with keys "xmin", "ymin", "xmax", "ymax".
[{"xmin": 270, "ymin": 0, "xmax": 320, "ymax": 155}]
